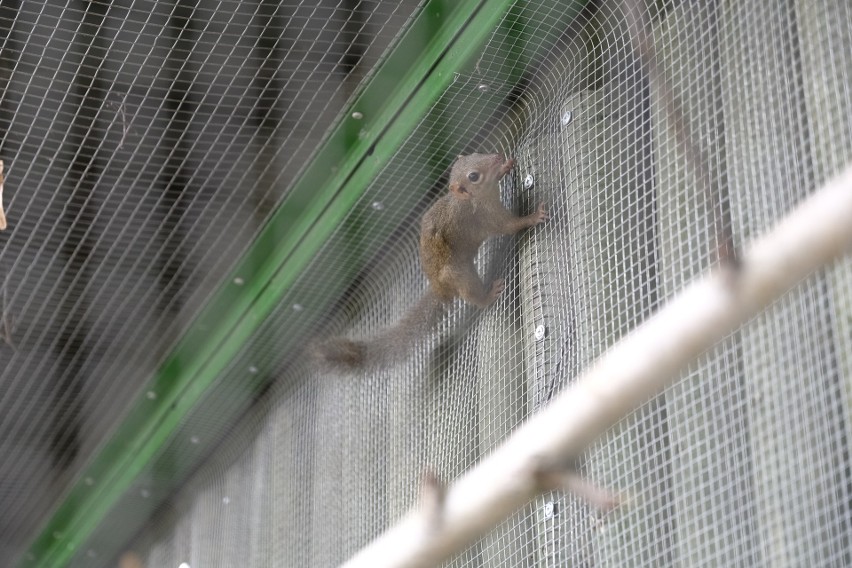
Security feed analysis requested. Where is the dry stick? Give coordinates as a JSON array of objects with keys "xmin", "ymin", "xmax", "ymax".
[
  {"xmin": 340, "ymin": 165, "xmax": 852, "ymax": 568},
  {"xmin": 623, "ymin": 0, "xmax": 736, "ymax": 266}
]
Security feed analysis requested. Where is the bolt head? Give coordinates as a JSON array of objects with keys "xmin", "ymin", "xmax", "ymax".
[{"xmin": 544, "ymin": 500, "xmax": 558, "ymax": 518}]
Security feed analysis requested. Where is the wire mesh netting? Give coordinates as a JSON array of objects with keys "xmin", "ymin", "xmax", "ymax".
[
  {"xmin": 2, "ymin": 0, "xmax": 852, "ymax": 567},
  {"xmin": 0, "ymin": 0, "xmax": 424, "ymax": 563}
]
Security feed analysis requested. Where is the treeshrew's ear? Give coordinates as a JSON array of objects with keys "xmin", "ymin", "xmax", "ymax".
[{"xmin": 449, "ymin": 180, "xmax": 470, "ymax": 199}]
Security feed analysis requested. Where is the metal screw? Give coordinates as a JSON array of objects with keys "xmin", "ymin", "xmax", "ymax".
[
  {"xmin": 543, "ymin": 500, "xmax": 558, "ymax": 519},
  {"xmin": 233, "ymin": 277, "xmax": 244, "ymax": 286},
  {"xmin": 292, "ymin": 303, "xmax": 303, "ymax": 312},
  {"xmin": 535, "ymin": 325, "xmax": 547, "ymax": 340},
  {"xmin": 524, "ymin": 174, "xmax": 535, "ymax": 190},
  {"xmin": 351, "ymin": 111, "xmax": 363, "ymax": 120},
  {"xmin": 248, "ymin": 365, "xmax": 259, "ymax": 374},
  {"xmin": 561, "ymin": 110, "xmax": 573, "ymax": 125},
  {"xmin": 371, "ymin": 201, "xmax": 384, "ymax": 211},
  {"xmin": 477, "ymin": 83, "xmax": 490, "ymax": 93},
  {"xmin": 190, "ymin": 436, "xmax": 200, "ymax": 445},
  {"xmin": 222, "ymin": 496, "xmax": 230, "ymax": 505}
]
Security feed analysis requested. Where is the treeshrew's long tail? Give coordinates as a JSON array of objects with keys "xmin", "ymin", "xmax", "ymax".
[{"xmin": 312, "ymin": 290, "xmax": 445, "ymax": 371}]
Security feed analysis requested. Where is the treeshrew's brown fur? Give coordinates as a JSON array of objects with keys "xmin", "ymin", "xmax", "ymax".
[{"xmin": 315, "ymin": 153, "xmax": 547, "ymax": 370}]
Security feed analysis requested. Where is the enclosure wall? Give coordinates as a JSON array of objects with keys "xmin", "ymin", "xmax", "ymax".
[{"xmin": 3, "ymin": 1, "xmax": 852, "ymax": 567}]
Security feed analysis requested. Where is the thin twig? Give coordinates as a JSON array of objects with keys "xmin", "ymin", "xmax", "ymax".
[
  {"xmin": 624, "ymin": 0, "xmax": 737, "ymax": 268},
  {"xmin": 532, "ymin": 455, "xmax": 622, "ymax": 511},
  {"xmin": 419, "ymin": 468, "xmax": 446, "ymax": 532}
]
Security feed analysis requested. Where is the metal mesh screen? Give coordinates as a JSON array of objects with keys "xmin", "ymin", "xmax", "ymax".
[
  {"xmin": 3, "ymin": 0, "xmax": 852, "ymax": 567},
  {"xmin": 0, "ymin": 0, "xmax": 423, "ymax": 564}
]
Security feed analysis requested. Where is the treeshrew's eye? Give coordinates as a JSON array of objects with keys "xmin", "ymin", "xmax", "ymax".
[{"xmin": 467, "ymin": 171, "xmax": 480, "ymax": 182}]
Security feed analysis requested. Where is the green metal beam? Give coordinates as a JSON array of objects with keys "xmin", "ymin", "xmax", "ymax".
[{"xmin": 21, "ymin": 0, "xmax": 522, "ymax": 566}]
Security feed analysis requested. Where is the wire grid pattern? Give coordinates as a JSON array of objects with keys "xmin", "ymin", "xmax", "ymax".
[
  {"xmin": 105, "ymin": 1, "xmax": 852, "ymax": 567},
  {"xmin": 0, "ymin": 0, "xmax": 423, "ymax": 563},
  {"xmin": 7, "ymin": 0, "xmax": 852, "ymax": 566}
]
